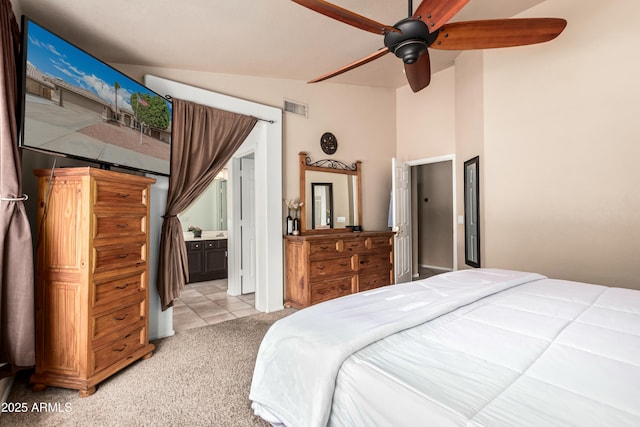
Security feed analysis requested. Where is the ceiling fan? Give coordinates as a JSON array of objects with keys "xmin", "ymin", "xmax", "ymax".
[{"xmin": 292, "ymin": 0, "xmax": 567, "ymax": 92}]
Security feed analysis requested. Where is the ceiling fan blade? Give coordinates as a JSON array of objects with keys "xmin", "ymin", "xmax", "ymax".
[
  {"xmin": 413, "ymin": 0, "xmax": 470, "ymax": 33},
  {"xmin": 292, "ymin": 0, "xmax": 399, "ymax": 35},
  {"xmin": 431, "ymin": 18, "xmax": 567, "ymax": 50},
  {"xmin": 308, "ymin": 48, "xmax": 390, "ymax": 83},
  {"xmin": 404, "ymin": 50, "xmax": 431, "ymax": 93}
]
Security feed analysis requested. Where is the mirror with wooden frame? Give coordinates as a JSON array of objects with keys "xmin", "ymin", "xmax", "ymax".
[{"xmin": 299, "ymin": 152, "xmax": 361, "ymax": 234}]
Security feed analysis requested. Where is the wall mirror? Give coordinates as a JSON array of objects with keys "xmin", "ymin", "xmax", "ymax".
[
  {"xmin": 179, "ymin": 171, "xmax": 228, "ymax": 232},
  {"xmin": 311, "ymin": 183, "xmax": 333, "ymax": 228},
  {"xmin": 299, "ymin": 152, "xmax": 361, "ymax": 234}
]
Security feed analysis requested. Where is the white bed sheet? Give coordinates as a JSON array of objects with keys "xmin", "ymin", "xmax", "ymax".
[{"xmin": 329, "ymin": 278, "xmax": 640, "ymax": 427}]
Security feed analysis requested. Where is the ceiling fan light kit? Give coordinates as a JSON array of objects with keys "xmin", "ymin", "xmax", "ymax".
[
  {"xmin": 292, "ymin": 0, "xmax": 567, "ymax": 93},
  {"xmin": 384, "ymin": 18, "xmax": 436, "ymax": 64}
]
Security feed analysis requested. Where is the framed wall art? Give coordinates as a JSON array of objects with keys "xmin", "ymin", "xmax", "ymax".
[{"xmin": 464, "ymin": 156, "xmax": 480, "ymax": 268}]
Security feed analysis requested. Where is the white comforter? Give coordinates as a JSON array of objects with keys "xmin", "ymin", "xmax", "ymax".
[
  {"xmin": 329, "ymin": 276, "xmax": 640, "ymax": 426},
  {"xmin": 249, "ymin": 269, "xmax": 545, "ymax": 427}
]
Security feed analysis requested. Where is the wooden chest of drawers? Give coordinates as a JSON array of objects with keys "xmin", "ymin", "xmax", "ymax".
[
  {"xmin": 31, "ymin": 167, "xmax": 155, "ymax": 397},
  {"xmin": 285, "ymin": 231, "xmax": 394, "ymax": 308}
]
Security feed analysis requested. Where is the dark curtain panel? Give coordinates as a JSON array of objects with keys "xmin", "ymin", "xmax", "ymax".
[
  {"xmin": 157, "ymin": 99, "xmax": 257, "ymax": 310},
  {"xmin": 0, "ymin": 0, "xmax": 35, "ymax": 373}
]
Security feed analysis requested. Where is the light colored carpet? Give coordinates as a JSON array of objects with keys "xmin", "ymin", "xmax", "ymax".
[{"xmin": 1, "ymin": 309, "xmax": 295, "ymax": 426}]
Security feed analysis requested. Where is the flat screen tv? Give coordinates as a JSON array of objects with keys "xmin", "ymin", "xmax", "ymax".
[{"xmin": 19, "ymin": 16, "xmax": 172, "ymax": 176}]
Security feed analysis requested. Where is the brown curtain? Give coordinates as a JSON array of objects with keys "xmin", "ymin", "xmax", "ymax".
[
  {"xmin": 0, "ymin": 0, "xmax": 35, "ymax": 373},
  {"xmin": 157, "ymin": 98, "xmax": 257, "ymax": 310}
]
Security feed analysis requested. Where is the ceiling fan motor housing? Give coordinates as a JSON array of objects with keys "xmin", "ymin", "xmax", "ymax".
[{"xmin": 384, "ymin": 18, "xmax": 438, "ymax": 64}]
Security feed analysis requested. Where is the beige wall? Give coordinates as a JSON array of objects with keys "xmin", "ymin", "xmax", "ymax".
[
  {"xmin": 116, "ymin": 66, "xmax": 396, "ymax": 232},
  {"xmin": 396, "ymin": 67, "xmax": 456, "ymax": 161},
  {"xmin": 397, "ymin": 0, "xmax": 640, "ymax": 289}
]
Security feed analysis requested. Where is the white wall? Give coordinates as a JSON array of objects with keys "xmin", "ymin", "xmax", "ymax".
[{"xmin": 397, "ymin": 0, "xmax": 640, "ymax": 289}]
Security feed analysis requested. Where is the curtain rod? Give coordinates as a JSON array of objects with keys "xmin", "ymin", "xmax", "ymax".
[{"xmin": 164, "ymin": 95, "xmax": 276, "ymax": 124}]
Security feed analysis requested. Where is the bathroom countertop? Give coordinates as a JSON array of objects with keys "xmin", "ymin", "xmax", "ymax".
[{"xmin": 183, "ymin": 231, "xmax": 227, "ymax": 242}]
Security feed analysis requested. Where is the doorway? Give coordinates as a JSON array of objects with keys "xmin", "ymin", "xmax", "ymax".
[
  {"xmin": 392, "ymin": 155, "xmax": 456, "ymax": 283},
  {"xmin": 172, "ymin": 165, "xmax": 258, "ymax": 333},
  {"xmin": 145, "ymin": 75, "xmax": 283, "ymax": 339},
  {"xmin": 411, "ymin": 160, "xmax": 455, "ymax": 278}
]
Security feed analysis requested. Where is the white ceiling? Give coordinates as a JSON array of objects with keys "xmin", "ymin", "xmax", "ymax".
[{"xmin": 15, "ymin": 0, "xmax": 546, "ymax": 89}]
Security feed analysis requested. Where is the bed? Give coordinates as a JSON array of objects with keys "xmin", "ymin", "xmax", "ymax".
[{"xmin": 249, "ymin": 268, "xmax": 640, "ymax": 427}]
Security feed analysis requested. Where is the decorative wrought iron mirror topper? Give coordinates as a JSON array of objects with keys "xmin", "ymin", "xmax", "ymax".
[{"xmin": 304, "ymin": 155, "xmax": 357, "ymax": 171}]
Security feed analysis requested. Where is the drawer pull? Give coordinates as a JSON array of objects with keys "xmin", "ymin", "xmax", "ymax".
[
  {"xmin": 115, "ymin": 283, "xmax": 130, "ymax": 290},
  {"xmin": 320, "ymin": 245, "xmax": 329, "ymax": 250},
  {"xmin": 124, "ymin": 333, "xmax": 132, "ymax": 339},
  {"xmin": 116, "ymin": 223, "xmax": 129, "ymax": 228},
  {"xmin": 113, "ymin": 344, "xmax": 128, "ymax": 352},
  {"xmin": 116, "ymin": 192, "xmax": 130, "ymax": 198},
  {"xmin": 316, "ymin": 265, "xmax": 326, "ymax": 271},
  {"xmin": 114, "ymin": 313, "xmax": 128, "ymax": 321},
  {"xmin": 117, "ymin": 254, "xmax": 129, "ymax": 259},
  {"xmin": 340, "ymin": 262, "xmax": 348, "ymax": 267}
]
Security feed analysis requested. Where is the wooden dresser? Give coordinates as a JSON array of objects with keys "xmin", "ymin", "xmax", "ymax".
[
  {"xmin": 285, "ymin": 231, "xmax": 394, "ymax": 308},
  {"xmin": 31, "ymin": 167, "xmax": 156, "ymax": 397}
]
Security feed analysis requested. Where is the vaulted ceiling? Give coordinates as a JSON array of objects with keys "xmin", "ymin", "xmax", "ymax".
[{"xmin": 15, "ymin": 0, "xmax": 545, "ymax": 89}]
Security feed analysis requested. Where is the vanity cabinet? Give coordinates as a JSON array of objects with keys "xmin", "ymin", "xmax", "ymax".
[
  {"xmin": 284, "ymin": 231, "xmax": 394, "ymax": 308},
  {"xmin": 186, "ymin": 239, "xmax": 228, "ymax": 282},
  {"xmin": 31, "ymin": 167, "xmax": 155, "ymax": 397}
]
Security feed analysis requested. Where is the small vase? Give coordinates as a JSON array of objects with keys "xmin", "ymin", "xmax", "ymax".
[
  {"xmin": 286, "ymin": 215, "xmax": 293, "ymax": 235},
  {"xmin": 193, "ymin": 230, "xmax": 202, "ymax": 238}
]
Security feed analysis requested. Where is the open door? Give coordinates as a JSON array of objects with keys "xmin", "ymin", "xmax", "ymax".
[{"xmin": 392, "ymin": 158, "xmax": 412, "ymax": 283}]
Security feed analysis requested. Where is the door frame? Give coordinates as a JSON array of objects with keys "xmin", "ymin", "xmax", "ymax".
[
  {"xmin": 406, "ymin": 154, "xmax": 458, "ymax": 272},
  {"xmin": 145, "ymin": 75, "xmax": 283, "ymax": 317}
]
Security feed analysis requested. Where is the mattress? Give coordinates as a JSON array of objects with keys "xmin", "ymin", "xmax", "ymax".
[{"xmin": 250, "ymin": 269, "xmax": 640, "ymax": 427}]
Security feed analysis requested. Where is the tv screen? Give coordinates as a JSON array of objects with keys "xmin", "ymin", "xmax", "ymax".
[{"xmin": 19, "ymin": 16, "xmax": 172, "ymax": 176}]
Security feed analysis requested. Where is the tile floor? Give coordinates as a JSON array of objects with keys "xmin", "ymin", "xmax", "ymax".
[{"xmin": 173, "ymin": 279, "xmax": 258, "ymax": 333}]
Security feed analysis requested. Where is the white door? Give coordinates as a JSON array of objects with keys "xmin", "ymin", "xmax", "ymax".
[
  {"xmin": 240, "ymin": 157, "xmax": 256, "ymax": 294},
  {"xmin": 392, "ymin": 158, "xmax": 412, "ymax": 283}
]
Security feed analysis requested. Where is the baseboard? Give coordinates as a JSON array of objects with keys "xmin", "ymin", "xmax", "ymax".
[{"xmin": 419, "ymin": 264, "xmax": 453, "ymax": 273}]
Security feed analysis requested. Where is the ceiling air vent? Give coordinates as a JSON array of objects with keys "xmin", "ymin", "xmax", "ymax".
[{"xmin": 284, "ymin": 99, "xmax": 308, "ymax": 118}]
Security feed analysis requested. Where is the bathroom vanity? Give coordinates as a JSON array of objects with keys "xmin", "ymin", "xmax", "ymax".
[{"xmin": 184, "ymin": 232, "xmax": 228, "ymax": 282}]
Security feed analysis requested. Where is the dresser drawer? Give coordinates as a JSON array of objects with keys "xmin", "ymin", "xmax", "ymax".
[
  {"xmin": 205, "ymin": 239, "xmax": 227, "ymax": 249},
  {"xmin": 309, "ymin": 256, "xmax": 355, "ymax": 280},
  {"xmin": 94, "ymin": 213, "xmax": 145, "ymax": 240},
  {"xmin": 92, "ymin": 327, "xmax": 145, "ymax": 374},
  {"xmin": 358, "ymin": 252, "xmax": 392, "ymax": 275},
  {"xmin": 92, "ymin": 299, "xmax": 144, "ymax": 342},
  {"xmin": 359, "ymin": 271, "xmax": 392, "ymax": 292},
  {"xmin": 94, "ymin": 181, "xmax": 148, "ymax": 210},
  {"xmin": 93, "ymin": 270, "xmax": 144, "ymax": 308},
  {"xmin": 364, "ymin": 235, "xmax": 393, "ymax": 253},
  {"xmin": 186, "ymin": 241, "xmax": 203, "ymax": 251},
  {"xmin": 311, "ymin": 276, "xmax": 354, "ymax": 304},
  {"xmin": 308, "ymin": 239, "xmax": 364, "ymax": 260},
  {"xmin": 93, "ymin": 242, "xmax": 146, "ymax": 273}
]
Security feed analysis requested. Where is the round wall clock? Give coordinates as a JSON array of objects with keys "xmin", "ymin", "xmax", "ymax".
[{"xmin": 320, "ymin": 132, "xmax": 338, "ymax": 155}]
